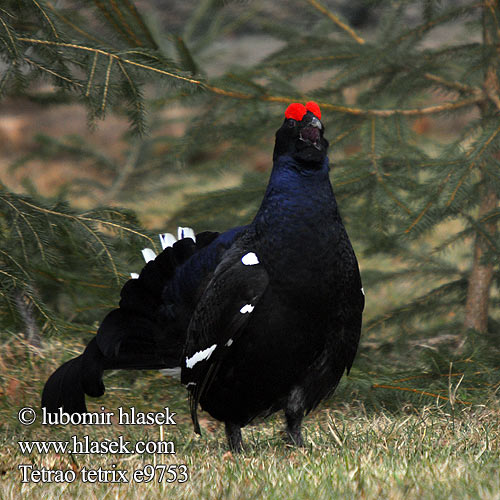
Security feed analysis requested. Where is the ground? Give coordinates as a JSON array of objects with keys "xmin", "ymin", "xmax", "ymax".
[{"xmin": 0, "ymin": 339, "xmax": 499, "ymax": 499}]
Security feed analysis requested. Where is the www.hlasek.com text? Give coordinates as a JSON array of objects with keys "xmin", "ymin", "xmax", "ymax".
[{"xmin": 18, "ymin": 434, "xmax": 176, "ymax": 455}]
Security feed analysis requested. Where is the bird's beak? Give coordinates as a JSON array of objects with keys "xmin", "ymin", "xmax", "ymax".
[
  {"xmin": 310, "ymin": 116, "xmax": 322, "ymax": 130},
  {"xmin": 299, "ymin": 114, "xmax": 323, "ymax": 149}
]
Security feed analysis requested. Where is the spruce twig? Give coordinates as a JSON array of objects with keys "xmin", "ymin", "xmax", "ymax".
[{"xmin": 305, "ymin": 0, "xmax": 365, "ymax": 44}]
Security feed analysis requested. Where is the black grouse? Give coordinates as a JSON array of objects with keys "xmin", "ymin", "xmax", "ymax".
[{"xmin": 42, "ymin": 101, "xmax": 364, "ymax": 451}]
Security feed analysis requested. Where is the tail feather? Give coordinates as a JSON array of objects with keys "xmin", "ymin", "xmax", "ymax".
[
  {"xmin": 96, "ymin": 309, "xmax": 181, "ymax": 367},
  {"xmin": 41, "ymin": 230, "xmax": 223, "ymax": 414},
  {"xmin": 80, "ymin": 337, "xmax": 105, "ymax": 397},
  {"xmin": 41, "ymin": 334, "xmax": 170, "ymax": 414},
  {"xmin": 96, "ymin": 232, "xmax": 221, "ymax": 366},
  {"xmin": 42, "ymin": 350, "xmax": 88, "ymax": 413},
  {"xmin": 41, "ymin": 338, "xmax": 106, "ymax": 413}
]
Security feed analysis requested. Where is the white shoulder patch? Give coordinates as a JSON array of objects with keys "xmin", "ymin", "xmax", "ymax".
[
  {"xmin": 178, "ymin": 226, "xmax": 196, "ymax": 242},
  {"xmin": 185, "ymin": 344, "xmax": 217, "ymax": 369},
  {"xmin": 241, "ymin": 252, "xmax": 259, "ymax": 266},
  {"xmin": 159, "ymin": 233, "xmax": 177, "ymax": 249},
  {"xmin": 361, "ymin": 287, "xmax": 365, "ymax": 296},
  {"xmin": 141, "ymin": 248, "xmax": 157, "ymax": 263},
  {"xmin": 130, "ymin": 272, "xmax": 140, "ymax": 280},
  {"xmin": 239, "ymin": 304, "xmax": 254, "ymax": 314}
]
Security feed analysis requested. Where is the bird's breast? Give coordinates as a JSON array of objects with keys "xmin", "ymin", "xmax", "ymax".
[{"xmin": 256, "ymin": 222, "xmax": 345, "ymax": 305}]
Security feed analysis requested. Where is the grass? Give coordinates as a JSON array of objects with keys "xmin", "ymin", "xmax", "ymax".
[{"xmin": 1, "ymin": 338, "xmax": 499, "ymax": 499}]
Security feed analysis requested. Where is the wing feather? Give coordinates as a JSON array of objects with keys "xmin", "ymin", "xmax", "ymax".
[{"xmin": 181, "ymin": 239, "xmax": 269, "ymax": 433}]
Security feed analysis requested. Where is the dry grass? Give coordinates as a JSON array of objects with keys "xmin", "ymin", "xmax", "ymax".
[{"xmin": 0, "ymin": 338, "xmax": 499, "ymax": 499}]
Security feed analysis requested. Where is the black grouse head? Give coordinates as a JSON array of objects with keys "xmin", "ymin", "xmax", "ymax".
[{"xmin": 273, "ymin": 101, "xmax": 329, "ymax": 166}]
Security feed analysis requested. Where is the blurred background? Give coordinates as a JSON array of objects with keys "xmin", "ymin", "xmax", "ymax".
[{"xmin": 0, "ymin": 0, "xmax": 498, "ymax": 414}]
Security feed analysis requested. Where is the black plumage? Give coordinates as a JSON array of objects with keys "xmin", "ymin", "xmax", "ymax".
[{"xmin": 42, "ymin": 102, "xmax": 364, "ymax": 451}]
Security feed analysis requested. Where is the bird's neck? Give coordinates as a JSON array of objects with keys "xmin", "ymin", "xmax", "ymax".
[
  {"xmin": 251, "ymin": 155, "xmax": 344, "ymax": 297},
  {"xmin": 254, "ymin": 155, "xmax": 340, "ymax": 232}
]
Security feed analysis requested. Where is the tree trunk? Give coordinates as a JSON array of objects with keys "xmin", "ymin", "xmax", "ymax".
[
  {"xmin": 463, "ymin": 180, "xmax": 498, "ymax": 332},
  {"xmin": 463, "ymin": 2, "xmax": 499, "ymax": 334},
  {"xmin": 14, "ymin": 290, "xmax": 42, "ymax": 349}
]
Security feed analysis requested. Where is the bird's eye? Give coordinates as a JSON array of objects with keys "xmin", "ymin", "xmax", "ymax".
[{"xmin": 287, "ymin": 119, "xmax": 296, "ymax": 128}]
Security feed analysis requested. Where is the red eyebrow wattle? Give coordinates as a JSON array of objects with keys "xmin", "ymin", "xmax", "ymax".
[
  {"xmin": 306, "ymin": 101, "xmax": 321, "ymax": 120},
  {"xmin": 285, "ymin": 102, "xmax": 321, "ymax": 121},
  {"xmin": 285, "ymin": 103, "xmax": 307, "ymax": 121}
]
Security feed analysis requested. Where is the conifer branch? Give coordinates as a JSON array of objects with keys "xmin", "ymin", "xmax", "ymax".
[
  {"xmin": 0, "ymin": 15, "xmax": 18, "ymax": 56},
  {"xmin": 423, "ymin": 73, "xmax": 480, "ymax": 94},
  {"xmin": 31, "ymin": 0, "xmax": 58, "ymax": 39},
  {"xmin": 64, "ymin": 324, "xmax": 98, "ymax": 334},
  {"xmin": 366, "ymin": 278, "xmax": 468, "ymax": 333},
  {"xmin": 335, "ymin": 173, "xmax": 375, "ymax": 187},
  {"xmin": 14, "ymin": 224, "xmax": 28, "ymax": 263},
  {"xmin": 376, "ymin": 175, "xmax": 413, "ymax": 214},
  {"xmin": 17, "ymin": 38, "xmax": 204, "ymax": 85},
  {"xmin": 305, "ymin": 0, "xmax": 365, "ymax": 44},
  {"xmin": 1, "ymin": 193, "xmax": 47, "ymax": 261},
  {"xmin": 446, "ymin": 122, "xmax": 500, "ymax": 206},
  {"xmin": 121, "ymin": 0, "xmax": 158, "ymax": 49},
  {"xmin": 46, "ymin": 1, "xmax": 105, "ymax": 45},
  {"xmin": 0, "ymin": 249, "xmax": 31, "ymax": 280},
  {"xmin": 34, "ymin": 269, "xmax": 113, "ymax": 289},
  {"xmin": 462, "ymin": 210, "xmax": 499, "ymax": 253},
  {"xmin": 485, "ymin": 0, "xmax": 500, "ymax": 36},
  {"xmin": 0, "ymin": 268, "xmax": 21, "ymax": 284},
  {"xmin": 370, "ymin": 118, "xmax": 414, "ymax": 215},
  {"xmin": 259, "ymin": 54, "xmax": 355, "ymax": 71},
  {"xmin": 16, "ymin": 198, "xmax": 157, "ymax": 248},
  {"xmin": 101, "ymin": 128, "xmax": 140, "ymax": 202},
  {"xmin": 101, "ymin": 54, "xmax": 114, "ymax": 113},
  {"xmin": 6, "ymin": 192, "xmax": 123, "ymax": 284},
  {"xmin": 204, "ymin": 86, "xmax": 484, "ymax": 116},
  {"xmin": 405, "ymin": 170, "xmax": 454, "ymax": 233},
  {"xmin": 0, "ymin": 271, "xmax": 56, "ymax": 331},
  {"xmin": 109, "ymin": 0, "xmax": 143, "ymax": 46},
  {"xmin": 16, "ymin": 38, "xmax": 487, "ymax": 117},
  {"xmin": 24, "ymin": 57, "xmax": 83, "ymax": 87},
  {"xmin": 331, "ymin": 123, "xmax": 364, "ymax": 145},
  {"xmin": 395, "ymin": 3, "xmax": 482, "ymax": 44},
  {"xmin": 483, "ymin": 64, "xmax": 500, "ymax": 112},
  {"xmin": 371, "ymin": 384, "xmax": 471, "ymax": 405},
  {"xmin": 119, "ymin": 53, "xmax": 201, "ymax": 84},
  {"xmin": 92, "ymin": 0, "xmax": 136, "ymax": 46},
  {"xmin": 116, "ymin": 58, "xmax": 144, "ymax": 127},
  {"xmin": 76, "ymin": 219, "xmax": 119, "ymax": 281},
  {"xmin": 359, "ymin": 97, "xmax": 485, "ymax": 117},
  {"xmin": 393, "ymin": 373, "xmax": 468, "ymax": 383},
  {"xmin": 0, "ymin": 63, "xmax": 13, "ymax": 96},
  {"xmin": 86, "ymin": 51, "xmax": 98, "ymax": 97}
]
